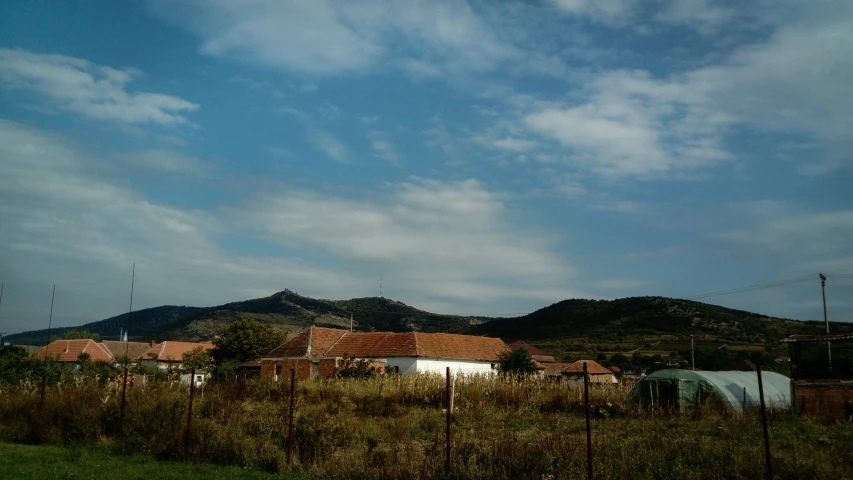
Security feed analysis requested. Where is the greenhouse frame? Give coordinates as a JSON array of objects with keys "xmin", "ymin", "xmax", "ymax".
[{"xmin": 627, "ymin": 369, "xmax": 792, "ymax": 413}]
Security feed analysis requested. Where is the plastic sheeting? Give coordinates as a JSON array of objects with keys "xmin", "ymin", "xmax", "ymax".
[{"xmin": 627, "ymin": 369, "xmax": 792, "ymax": 413}]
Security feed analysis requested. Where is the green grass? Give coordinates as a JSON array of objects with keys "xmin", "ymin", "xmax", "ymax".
[{"xmin": 0, "ymin": 442, "xmax": 311, "ymax": 480}]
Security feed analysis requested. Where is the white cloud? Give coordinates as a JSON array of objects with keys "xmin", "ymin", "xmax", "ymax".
[
  {"xmin": 492, "ymin": 137, "xmax": 538, "ymax": 152},
  {"xmin": 309, "ymin": 129, "xmax": 350, "ymax": 163},
  {"xmin": 369, "ymin": 132, "xmax": 401, "ymax": 165},
  {"xmin": 549, "ymin": 0, "xmax": 634, "ymax": 25},
  {"xmin": 0, "ymin": 120, "xmax": 582, "ymax": 332},
  {"xmin": 0, "ymin": 48, "xmax": 198, "ymax": 125},
  {"xmin": 146, "ymin": 0, "xmax": 561, "ymax": 79},
  {"xmin": 119, "ymin": 149, "xmax": 214, "ymax": 177}
]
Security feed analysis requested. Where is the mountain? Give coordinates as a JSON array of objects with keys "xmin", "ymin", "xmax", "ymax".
[
  {"xmin": 7, "ymin": 292, "xmax": 847, "ymax": 352},
  {"xmin": 5, "ymin": 289, "xmax": 486, "ymax": 344}
]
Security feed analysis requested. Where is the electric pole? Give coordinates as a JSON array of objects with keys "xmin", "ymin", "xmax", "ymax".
[
  {"xmin": 349, "ymin": 309, "xmax": 354, "ymax": 332},
  {"xmin": 820, "ymin": 273, "xmax": 831, "ymax": 370}
]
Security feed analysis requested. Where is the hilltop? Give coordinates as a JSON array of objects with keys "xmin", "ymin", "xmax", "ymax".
[{"xmin": 7, "ymin": 292, "xmax": 848, "ymax": 359}]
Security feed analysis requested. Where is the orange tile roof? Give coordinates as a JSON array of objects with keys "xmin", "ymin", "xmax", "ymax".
[
  {"xmin": 100, "ymin": 341, "xmax": 151, "ymax": 360},
  {"xmin": 30, "ymin": 340, "xmax": 114, "ymax": 362},
  {"xmin": 266, "ymin": 326, "xmax": 347, "ymax": 358},
  {"xmin": 415, "ymin": 332, "xmax": 509, "ymax": 362},
  {"xmin": 539, "ymin": 362, "xmax": 572, "ymax": 376},
  {"xmin": 326, "ymin": 332, "xmax": 418, "ymax": 357},
  {"xmin": 142, "ymin": 341, "xmax": 214, "ymax": 362},
  {"xmin": 563, "ymin": 360, "xmax": 613, "ymax": 375},
  {"xmin": 265, "ymin": 327, "xmax": 509, "ymax": 362}
]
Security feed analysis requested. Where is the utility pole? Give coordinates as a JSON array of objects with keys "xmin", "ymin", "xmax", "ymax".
[
  {"xmin": 349, "ymin": 309, "xmax": 354, "ymax": 332},
  {"xmin": 820, "ymin": 273, "xmax": 831, "ymax": 371},
  {"xmin": 690, "ymin": 334, "xmax": 695, "ymax": 371}
]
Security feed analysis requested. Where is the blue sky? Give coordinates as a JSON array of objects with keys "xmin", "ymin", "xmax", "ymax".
[{"xmin": 1, "ymin": 0, "xmax": 852, "ymax": 335}]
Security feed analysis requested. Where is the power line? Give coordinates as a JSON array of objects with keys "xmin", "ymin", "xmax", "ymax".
[{"xmin": 684, "ymin": 274, "xmax": 816, "ymax": 300}]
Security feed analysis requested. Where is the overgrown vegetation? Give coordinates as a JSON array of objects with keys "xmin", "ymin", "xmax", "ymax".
[
  {"xmin": 0, "ymin": 371, "xmax": 849, "ymax": 479},
  {"xmin": 211, "ymin": 319, "xmax": 289, "ymax": 379}
]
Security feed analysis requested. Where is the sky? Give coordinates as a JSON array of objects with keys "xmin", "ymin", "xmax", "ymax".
[{"xmin": 1, "ymin": 0, "xmax": 852, "ymax": 335}]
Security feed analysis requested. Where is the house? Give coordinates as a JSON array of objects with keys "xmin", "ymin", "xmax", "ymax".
[
  {"xmin": 562, "ymin": 360, "xmax": 619, "ymax": 386},
  {"xmin": 29, "ymin": 339, "xmax": 114, "ymax": 373},
  {"xmin": 259, "ymin": 326, "xmax": 509, "ymax": 380},
  {"xmin": 506, "ymin": 340, "xmax": 558, "ymax": 363},
  {"xmin": 140, "ymin": 341, "xmax": 214, "ymax": 370},
  {"xmin": 782, "ymin": 333, "xmax": 853, "ymax": 419}
]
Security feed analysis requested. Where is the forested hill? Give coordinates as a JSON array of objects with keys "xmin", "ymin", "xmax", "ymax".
[
  {"xmin": 5, "ymin": 290, "xmax": 485, "ymax": 344},
  {"xmin": 6, "ymin": 291, "xmax": 847, "ymax": 346},
  {"xmin": 472, "ymin": 296, "xmax": 850, "ymax": 344}
]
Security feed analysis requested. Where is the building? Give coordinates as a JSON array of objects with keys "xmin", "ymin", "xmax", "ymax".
[
  {"xmin": 562, "ymin": 360, "xmax": 619, "ymax": 386},
  {"xmin": 100, "ymin": 341, "xmax": 152, "ymax": 362},
  {"xmin": 29, "ymin": 339, "xmax": 114, "ymax": 372},
  {"xmin": 259, "ymin": 326, "xmax": 509, "ymax": 380},
  {"xmin": 140, "ymin": 341, "xmax": 214, "ymax": 370},
  {"xmin": 506, "ymin": 340, "xmax": 558, "ymax": 363},
  {"xmin": 782, "ymin": 333, "xmax": 853, "ymax": 418}
]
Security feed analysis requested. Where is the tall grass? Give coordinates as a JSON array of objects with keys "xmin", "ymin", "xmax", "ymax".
[{"xmin": 0, "ymin": 374, "xmax": 850, "ymax": 479}]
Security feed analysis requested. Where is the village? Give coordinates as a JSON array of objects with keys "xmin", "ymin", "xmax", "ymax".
[{"xmin": 21, "ymin": 324, "xmax": 853, "ymax": 419}]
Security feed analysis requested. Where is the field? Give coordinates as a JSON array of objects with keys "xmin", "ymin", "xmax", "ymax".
[
  {"xmin": 0, "ymin": 375, "xmax": 851, "ymax": 479},
  {"xmin": 0, "ymin": 441, "xmax": 310, "ymax": 480}
]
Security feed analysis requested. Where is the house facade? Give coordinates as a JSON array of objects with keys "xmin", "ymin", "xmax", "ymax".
[{"xmin": 259, "ymin": 326, "xmax": 509, "ymax": 380}]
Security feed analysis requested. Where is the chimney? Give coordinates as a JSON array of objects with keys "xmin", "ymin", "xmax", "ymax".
[{"xmin": 149, "ymin": 340, "xmax": 155, "ymax": 348}]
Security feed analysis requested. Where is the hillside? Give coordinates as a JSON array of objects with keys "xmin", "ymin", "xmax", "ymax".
[
  {"xmin": 8, "ymin": 292, "xmax": 848, "ymax": 355},
  {"xmin": 6, "ymin": 289, "xmax": 484, "ymax": 344}
]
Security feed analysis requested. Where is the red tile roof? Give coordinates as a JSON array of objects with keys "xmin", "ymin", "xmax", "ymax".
[
  {"xmin": 539, "ymin": 362, "xmax": 572, "ymax": 376},
  {"xmin": 100, "ymin": 341, "xmax": 151, "ymax": 360},
  {"xmin": 563, "ymin": 360, "xmax": 613, "ymax": 375},
  {"xmin": 264, "ymin": 327, "xmax": 509, "ymax": 362},
  {"xmin": 142, "ymin": 341, "xmax": 214, "ymax": 362},
  {"xmin": 506, "ymin": 340, "xmax": 557, "ymax": 363},
  {"xmin": 30, "ymin": 340, "xmax": 114, "ymax": 362}
]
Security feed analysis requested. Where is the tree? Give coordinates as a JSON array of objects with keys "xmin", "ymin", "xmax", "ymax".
[
  {"xmin": 211, "ymin": 319, "xmax": 288, "ymax": 378},
  {"xmin": 51, "ymin": 329, "xmax": 100, "ymax": 342},
  {"xmin": 182, "ymin": 346, "xmax": 212, "ymax": 372},
  {"xmin": 498, "ymin": 347, "xmax": 539, "ymax": 376}
]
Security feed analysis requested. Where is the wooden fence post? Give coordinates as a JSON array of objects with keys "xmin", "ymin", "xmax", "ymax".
[
  {"xmin": 757, "ymin": 365, "xmax": 773, "ymax": 480},
  {"xmin": 583, "ymin": 362, "xmax": 593, "ymax": 480},
  {"xmin": 446, "ymin": 366, "xmax": 452, "ymax": 475},
  {"xmin": 184, "ymin": 367, "xmax": 196, "ymax": 455},
  {"xmin": 287, "ymin": 368, "xmax": 297, "ymax": 466}
]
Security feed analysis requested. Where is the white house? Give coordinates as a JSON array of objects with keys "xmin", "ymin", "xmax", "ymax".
[{"xmin": 259, "ymin": 326, "xmax": 509, "ymax": 380}]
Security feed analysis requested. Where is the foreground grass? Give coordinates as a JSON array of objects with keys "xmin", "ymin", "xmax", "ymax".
[
  {"xmin": 1, "ymin": 375, "xmax": 851, "ymax": 479},
  {"xmin": 0, "ymin": 441, "xmax": 310, "ymax": 480}
]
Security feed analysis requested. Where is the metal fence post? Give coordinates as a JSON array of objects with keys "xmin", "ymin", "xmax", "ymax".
[
  {"xmin": 756, "ymin": 365, "xmax": 773, "ymax": 480},
  {"xmin": 583, "ymin": 362, "xmax": 593, "ymax": 480},
  {"xmin": 287, "ymin": 367, "xmax": 297, "ymax": 465}
]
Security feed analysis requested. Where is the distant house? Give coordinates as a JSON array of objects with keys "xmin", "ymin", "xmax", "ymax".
[
  {"xmin": 259, "ymin": 326, "xmax": 509, "ymax": 380},
  {"xmin": 141, "ymin": 341, "xmax": 214, "ymax": 370},
  {"xmin": 506, "ymin": 340, "xmax": 558, "ymax": 363},
  {"xmin": 562, "ymin": 360, "xmax": 619, "ymax": 386},
  {"xmin": 29, "ymin": 339, "xmax": 114, "ymax": 373}
]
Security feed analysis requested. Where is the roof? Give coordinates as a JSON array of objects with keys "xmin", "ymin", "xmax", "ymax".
[
  {"xmin": 782, "ymin": 333, "xmax": 853, "ymax": 343},
  {"xmin": 538, "ymin": 362, "xmax": 572, "ymax": 376},
  {"xmin": 238, "ymin": 359, "xmax": 262, "ymax": 368},
  {"xmin": 563, "ymin": 360, "xmax": 614, "ymax": 375},
  {"xmin": 30, "ymin": 339, "xmax": 114, "ymax": 362},
  {"xmin": 266, "ymin": 326, "xmax": 347, "ymax": 358},
  {"xmin": 100, "ymin": 341, "xmax": 151, "ymax": 360},
  {"xmin": 264, "ymin": 327, "xmax": 509, "ymax": 362},
  {"xmin": 506, "ymin": 340, "xmax": 558, "ymax": 363},
  {"xmin": 142, "ymin": 341, "xmax": 214, "ymax": 362}
]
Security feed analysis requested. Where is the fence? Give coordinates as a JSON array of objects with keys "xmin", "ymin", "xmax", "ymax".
[{"xmin": 0, "ymin": 367, "xmax": 846, "ymax": 479}]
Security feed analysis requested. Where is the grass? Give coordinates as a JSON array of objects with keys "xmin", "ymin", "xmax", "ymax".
[
  {"xmin": 0, "ymin": 441, "xmax": 311, "ymax": 480},
  {"xmin": 1, "ymin": 374, "xmax": 851, "ymax": 479}
]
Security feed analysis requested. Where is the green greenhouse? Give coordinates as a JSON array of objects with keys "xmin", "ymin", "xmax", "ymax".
[{"xmin": 627, "ymin": 369, "xmax": 792, "ymax": 413}]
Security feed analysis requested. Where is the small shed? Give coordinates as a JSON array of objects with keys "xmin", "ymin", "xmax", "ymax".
[{"xmin": 627, "ymin": 369, "xmax": 792, "ymax": 413}]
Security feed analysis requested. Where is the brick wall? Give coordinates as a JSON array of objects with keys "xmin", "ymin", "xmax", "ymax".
[
  {"xmin": 319, "ymin": 358, "xmax": 337, "ymax": 378},
  {"xmin": 794, "ymin": 382, "xmax": 853, "ymax": 418},
  {"xmin": 260, "ymin": 359, "xmax": 315, "ymax": 381}
]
